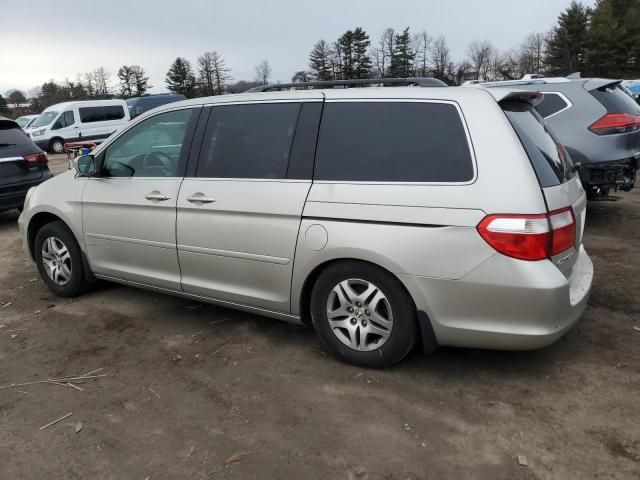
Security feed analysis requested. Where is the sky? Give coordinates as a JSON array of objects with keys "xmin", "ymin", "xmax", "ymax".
[{"xmin": 0, "ymin": 0, "xmax": 597, "ymax": 96}]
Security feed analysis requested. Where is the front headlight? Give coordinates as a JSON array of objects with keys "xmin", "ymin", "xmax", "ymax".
[{"xmin": 31, "ymin": 129, "xmax": 46, "ymax": 137}]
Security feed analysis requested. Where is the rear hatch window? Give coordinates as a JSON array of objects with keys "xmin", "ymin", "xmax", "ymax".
[
  {"xmin": 502, "ymin": 101, "xmax": 576, "ymax": 187},
  {"xmin": 0, "ymin": 125, "xmax": 32, "ymax": 151},
  {"xmin": 590, "ymin": 83, "xmax": 640, "ymax": 115}
]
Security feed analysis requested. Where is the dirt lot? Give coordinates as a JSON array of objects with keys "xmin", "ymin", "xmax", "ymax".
[{"xmin": 1, "ymin": 154, "xmax": 639, "ymax": 479}]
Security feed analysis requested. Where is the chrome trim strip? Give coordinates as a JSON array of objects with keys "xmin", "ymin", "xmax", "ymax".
[
  {"xmin": 0, "ymin": 156, "xmax": 24, "ymax": 163},
  {"xmin": 85, "ymin": 233, "xmax": 175, "ymax": 250},
  {"xmin": 178, "ymin": 244, "xmax": 291, "ymax": 265}
]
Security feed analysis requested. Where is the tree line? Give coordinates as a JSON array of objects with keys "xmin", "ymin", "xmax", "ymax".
[{"xmin": 3, "ymin": 0, "xmax": 638, "ymax": 117}]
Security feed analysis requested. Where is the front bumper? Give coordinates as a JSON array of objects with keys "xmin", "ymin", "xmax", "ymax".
[{"xmin": 399, "ymin": 246, "xmax": 593, "ymax": 350}]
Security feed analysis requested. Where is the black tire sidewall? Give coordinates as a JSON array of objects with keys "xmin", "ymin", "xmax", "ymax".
[
  {"xmin": 311, "ymin": 261, "xmax": 417, "ymax": 368},
  {"xmin": 34, "ymin": 221, "xmax": 85, "ymax": 297}
]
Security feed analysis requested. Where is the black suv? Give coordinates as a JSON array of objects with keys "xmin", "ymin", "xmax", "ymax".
[{"xmin": 0, "ymin": 117, "xmax": 53, "ymax": 213}]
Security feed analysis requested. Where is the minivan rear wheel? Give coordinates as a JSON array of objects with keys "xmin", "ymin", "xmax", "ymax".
[
  {"xmin": 49, "ymin": 138, "xmax": 65, "ymax": 154},
  {"xmin": 310, "ymin": 261, "xmax": 417, "ymax": 368},
  {"xmin": 34, "ymin": 221, "xmax": 87, "ymax": 297}
]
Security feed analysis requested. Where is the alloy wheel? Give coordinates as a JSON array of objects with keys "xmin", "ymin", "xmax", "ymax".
[
  {"xmin": 41, "ymin": 236, "xmax": 72, "ymax": 285},
  {"xmin": 326, "ymin": 278, "xmax": 393, "ymax": 351}
]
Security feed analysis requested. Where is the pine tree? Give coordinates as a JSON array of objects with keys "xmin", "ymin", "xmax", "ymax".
[
  {"xmin": 165, "ymin": 57, "xmax": 196, "ymax": 98},
  {"xmin": 389, "ymin": 28, "xmax": 415, "ymax": 77},
  {"xmin": 584, "ymin": 0, "xmax": 640, "ymax": 78},
  {"xmin": 309, "ymin": 40, "xmax": 333, "ymax": 80},
  {"xmin": 545, "ymin": 1, "xmax": 590, "ymax": 76},
  {"xmin": 337, "ymin": 28, "xmax": 371, "ymax": 79},
  {"xmin": 352, "ymin": 27, "xmax": 372, "ymax": 79}
]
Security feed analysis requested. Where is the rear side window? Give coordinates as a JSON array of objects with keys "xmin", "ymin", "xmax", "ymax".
[
  {"xmin": 503, "ymin": 101, "xmax": 575, "ymax": 187},
  {"xmin": 315, "ymin": 102, "xmax": 474, "ymax": 182},
  {"xmin": 79, "ymin": 105, "xmax": 125, "ymax": 123},
  {"xmin": 196, "ymin": 103, "xmax": 300, "ymax": 179},
  {"xmin": 591, "ymin": 84, "xmax": 640, "ymax": 114},
  {"xmin": 0, "ymin": 126, "xmax": 31, "ymax": 148},
  {"xmin": 535, "ymin": 93, "xmax": 570, "ymax": 118}
]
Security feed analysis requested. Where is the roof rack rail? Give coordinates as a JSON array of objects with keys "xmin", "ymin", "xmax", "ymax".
[{"xmin": 247, "ymin": 77, "xmax": 447, "ymax": 92}]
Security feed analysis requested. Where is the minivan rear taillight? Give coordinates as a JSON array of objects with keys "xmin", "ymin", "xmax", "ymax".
[
  {"xmin": 24, "ymin": 152, "xmax": 47, "ymax": 164},
  {"xmin": 588, "ymin": 113, "xmax": 640, "ymax": 135},
  {"xmin": 477, "ymin": 207, "xmax": 576, "ymax": 261}
]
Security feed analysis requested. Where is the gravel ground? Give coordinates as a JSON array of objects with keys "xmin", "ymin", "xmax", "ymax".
[{"xmin": 0, "ymin": 154, "xmax": 638, "ymax": 479}]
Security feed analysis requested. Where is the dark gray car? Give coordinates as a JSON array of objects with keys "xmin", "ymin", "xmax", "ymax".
[
  {"xmin": 0, "ymin": 117, "xmax": 52, "ymax": 213},
  {"xmin": 478, "ymin": 77, "xmax": 640, "ymax": 199}
]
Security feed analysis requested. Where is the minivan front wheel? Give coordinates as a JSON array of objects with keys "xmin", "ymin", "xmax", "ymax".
[
  {"xmin": 34, "ymin": 221, "xmax": 87, "ymax": 297},
  {"xmin": 311, "ymin": 261, "xmax": 417, "ymax": 368},
  {"xmin": 49, "ymin": 138, "xmax": 65, "ymax": 154}
]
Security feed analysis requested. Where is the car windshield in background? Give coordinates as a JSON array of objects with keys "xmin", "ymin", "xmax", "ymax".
[
  {"xmin": 30, "ymin": 111, "xmax": 58, "ymax": 128},
  {"xmin": 16, "ymin": 117, "xmax": 30, "ymax": 128},
  {"xmin": 502, "ymin": 101, "xmax": 576, "ymax": 188}
]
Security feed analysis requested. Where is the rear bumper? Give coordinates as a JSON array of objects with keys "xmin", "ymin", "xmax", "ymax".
[
  {"xmin": 0, "ymin": 170, "xmax": 53, "ymax": 213},
  {"xmin": 579, "ymin": 158, "xmax": 637, "ymax": 193},
  {"xmin": 399, "ymin": 246, "xmax": 593, "ymax": 350}
]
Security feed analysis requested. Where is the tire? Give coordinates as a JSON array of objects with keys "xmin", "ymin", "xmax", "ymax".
[
  {"xmin": 310, "ymin": 261, "xmax": 417, "ymax": 368},
  {"xmin": 49, "ymin": 138, "xmax": 65, "ymax": 154},
  {"xmin": 34, "ymin": 221, "xmax": 87, "ymax": 297}
]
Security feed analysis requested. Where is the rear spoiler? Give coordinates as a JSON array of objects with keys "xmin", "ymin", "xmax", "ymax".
[
  {"xmin": 582, "ymin": 78, "xmax": 622, "ymax": 92},
  {"xmin": 482, "ymin": 87, "xmax": 544, "ymax": 106}
]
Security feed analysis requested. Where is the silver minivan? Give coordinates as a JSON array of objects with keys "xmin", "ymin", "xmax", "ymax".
[{"xmin": 18, "ymin": 81, "xmax": 593, "ymax": 367}]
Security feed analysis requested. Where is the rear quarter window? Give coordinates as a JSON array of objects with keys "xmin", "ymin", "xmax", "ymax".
[
  {"xmin": 502, "ymin": 101, "xmax": 575, "ymax": 187},
  {"xmin": 535, "ymin": 93, "xmax": 570, "ymax": 118},
  {"xmin": 315, "ymin": 102, "xmax": 474, "ymax": 183}
]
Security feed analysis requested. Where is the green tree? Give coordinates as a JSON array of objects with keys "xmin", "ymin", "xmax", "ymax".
[
  {"xmin": 389, "ymin": 28, "xmax": 415, "ymax": 77},
  {"xmin": 7, "ymin": 90, "xmax": 27, "ymax": 106},
  {"xmin": 584, "ymin": 0, "xmax": 640, "ymax": 78},
  {"xmin": 309, "ymin": 40, "xmax": 333, "ymax": 80},
  {"xmin": 546, "ymin": 1, "xmax": 590, "ymax": 75},
  {"xmin": 165, "ymin": 57, "xmax": 196, "ymax": 97},
  {"xmin": 336, "ymin": 27, "xmax": 371, "ymax": 79}
]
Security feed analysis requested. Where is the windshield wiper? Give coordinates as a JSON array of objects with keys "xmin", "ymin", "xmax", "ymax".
[{"xmin": 0, "ymin": 143, "xmax": 17, "ymax": 147}]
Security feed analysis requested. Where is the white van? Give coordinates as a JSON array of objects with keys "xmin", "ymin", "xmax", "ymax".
[{"xmin": 26, "ymin": 100, "xmax": 130, "ymax": 153}]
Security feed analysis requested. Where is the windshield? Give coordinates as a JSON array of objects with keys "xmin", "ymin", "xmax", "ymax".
[
  {"xmin": 16, "ymin": 117, "xmax": 30, "ymax": 128},
  {"xmin": 30, "ymin": 111, "xmax": 59, "ymax": 128}
]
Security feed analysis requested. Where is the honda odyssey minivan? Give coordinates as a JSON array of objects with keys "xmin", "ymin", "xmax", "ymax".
[{"xmin": 18, "ymin": 80, "xmax": 593, "ymax": 368}]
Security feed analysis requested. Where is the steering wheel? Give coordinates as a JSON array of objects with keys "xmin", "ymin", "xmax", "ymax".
[{"xmin": 142, "ymin": 151, "xmax": 174, "ymax": 177}]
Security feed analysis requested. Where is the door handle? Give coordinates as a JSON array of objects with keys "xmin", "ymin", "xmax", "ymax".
[
  {"xmin": 187, "ymin": 193, "xmax": 216, "ymax": 204},
  {"xmin": 145, "ymin": 192, "xmax": 171, "ymax": 201}
]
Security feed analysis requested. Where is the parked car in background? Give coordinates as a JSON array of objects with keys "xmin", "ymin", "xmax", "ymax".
[
  {"xmin": 472, "ymin": 75, "xmax": 640, "ymax": 199},
  {"xmin": 25, "ymin": 99, "xmax": 130, "ymax": 154},
  {"xmin": 126, "ymin": 93, "xmax": 186, "ymax": 119},
  {"xmin": 15, "ymin": 115, "xmax": 39, "ymax": 130},
  {"xmin": 0, "ymin": 117, "xmax": 52, "ymax": 213},
  {"xmin": 18, "ymin": 79, "xmax": 593, "ymax": 368}
]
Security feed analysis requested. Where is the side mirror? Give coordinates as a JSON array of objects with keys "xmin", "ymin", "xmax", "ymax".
[{"xmin": 74, "ymin": 154, "xmax": 96, "ymax": 177}]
